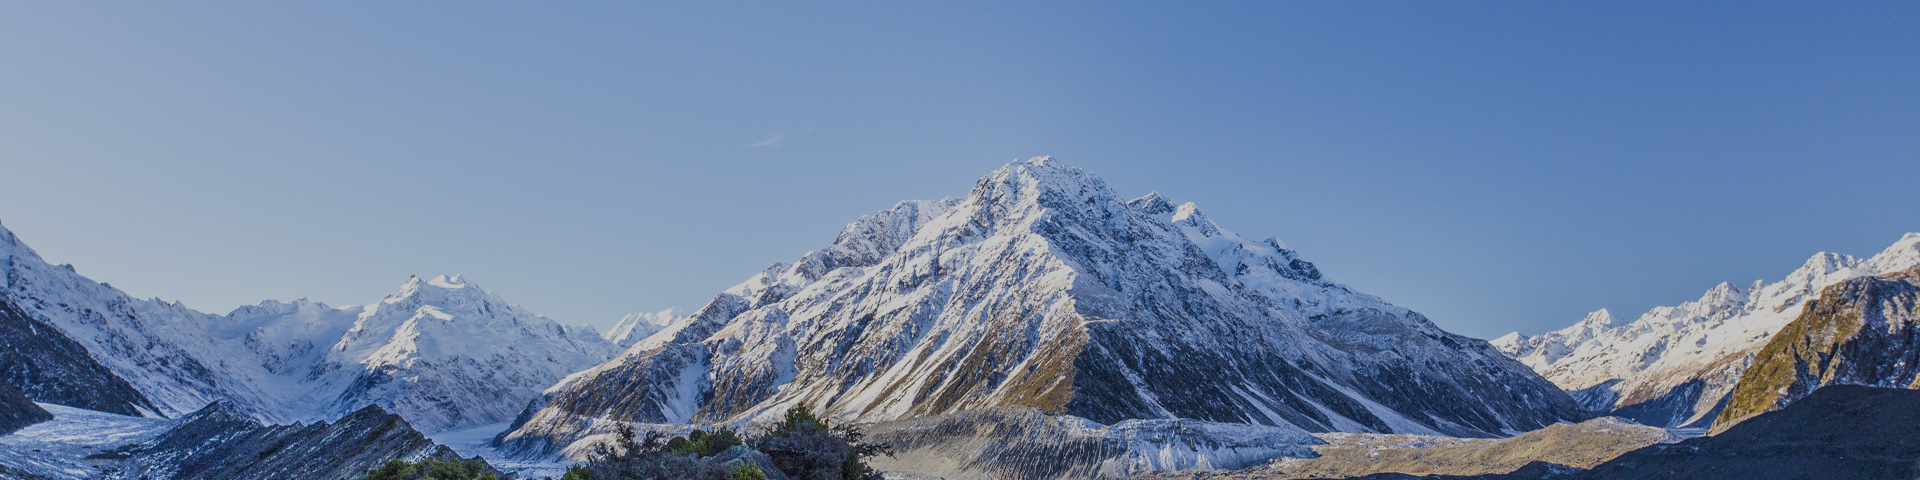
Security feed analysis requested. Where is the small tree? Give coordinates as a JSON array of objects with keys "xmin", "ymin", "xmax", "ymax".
[{"xmin": 754, "ymin": 405, "xmax": 889, "ymax": 480}]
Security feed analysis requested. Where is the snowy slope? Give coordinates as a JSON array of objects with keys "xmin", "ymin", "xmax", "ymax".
[
  {"xmin": 317, "ymin": 275, "xmax": 619, "ymax": 432},
  {"xmin": 1, "ymin": 226, "xmax": 270, "ymax": 418},
  {"xmin": 0, "ymin": 224, "xmax": 617, "ymax": 432},
  {"xmin": 1494, "ymin": 233, "xmax": 1920, "ymax": 427},
  {"xmin": 498, "ymin": 157, "xmax": 1584, "ymax": 457},
  {"xmin": 604, "ymin": 308, "xmax": 685, "ymax": 348}
]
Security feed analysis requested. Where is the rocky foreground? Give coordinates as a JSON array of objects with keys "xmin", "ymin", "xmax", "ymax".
[{"xmin": 1137, "ymin": 384, "xmax": 1920, "ymax": 480}]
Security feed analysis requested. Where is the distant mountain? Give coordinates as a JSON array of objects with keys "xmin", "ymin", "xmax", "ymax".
[
  {"xmin": 604, "ymin": 308, "xmax": 686, "ymax": 348},
  {"xmin": 1713, "ymin": 266, "xmax": 1920, "ymax": 429},
  {"xmin": 499, "ymin": 157, "xmax": 1585, "ymax": 458},
  {"xmin": 247, "ymin": 275, "xmax": 621, "ymax": 432},
  {"xmin": 1493, "ymin": 233, "xmax": 1920, "ymax": 427},
  {"xmin": 0, "ymin": 224, "xmax": 617, "ymax": 432}
]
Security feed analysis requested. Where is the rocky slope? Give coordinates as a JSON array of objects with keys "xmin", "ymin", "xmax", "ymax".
[
  {"xmin": 0, "ymin": 224, "xmax": 618, "ymax": 432},
  {"xmin": 105, "ymin": 402, "xmax": 484, "ymax": 480},
  {"xmin": 1712, "ymin": 266, "xmax": 1920, "ymax": 430},
  {"xmin": 499, "ymin": 157, "xmax": 1585, "ymax": 459},
  {"xmin": 0, "ymin": 296, "xmax": 156, "ymax": 416},
  {"xmin": 0, "ymin": 384, "xmax": 51, "ymax": 436},
  {"xmin": 1493, "ymin": 233, "xmax": 1920, "ymax": 428}
]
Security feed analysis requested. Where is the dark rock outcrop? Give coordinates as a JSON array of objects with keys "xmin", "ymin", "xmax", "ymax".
[
  {"xmin": 0, "ymin": 297, "xmax": 157, "ymax": 416},
  {"xmin": 0, "ymin": 382, "xmax": 51, "ymax": 435},
  {"xmin": 107, "ymin": 401, "xmax": 489, "ymax": 480}
]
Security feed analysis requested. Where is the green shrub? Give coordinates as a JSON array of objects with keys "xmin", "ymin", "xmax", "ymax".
[
  {"xmin": 360, "ymin": 458, "xmax": 496, "ymax": 480},
  {"xmin": 728, "ymin": 464, "xmax": 766, "ymax": 480}
]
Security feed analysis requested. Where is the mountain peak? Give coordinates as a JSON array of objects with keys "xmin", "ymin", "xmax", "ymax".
[
  {"xmin": 428, "ymin": 274, "xmax": 469, "ymax": 289},
  {"xmin": 604, "ymin": 308, "xmax": 686, "ymax": 347},
  {"xmin": 1129, "ymin": 191, "xmax": 1177, "ymax": 215},
  {"xmin": 1866, "ymin": 232, "xmax": 1920, "ymax": 274},
  {"xmin": 1582, "ymin": 308, "xmax": 1616, "ymax": 326}
]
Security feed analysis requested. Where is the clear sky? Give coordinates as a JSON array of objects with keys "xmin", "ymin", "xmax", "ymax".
[{"xmin": 1, "ymin": 2, "xmax": 1915, "ymax": 338}]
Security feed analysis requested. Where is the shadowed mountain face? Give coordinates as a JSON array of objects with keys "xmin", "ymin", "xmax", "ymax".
[
  {"xmin": 1714, "ymin": 266, "xmax": 1920, "ymax": 429},
  {"xmin": 500, "ymin": 158, "xmax": 1584, "ymax": 458},
  {"xmin": 0, "ymin": 297, "xmax": 157, "ymax": 417},
  {"xmin": 0, "ymin": 383, "xmax": 51, "ymax": 435},
  {"xmin": 107, "ymin": 402, "xmax": 482, "ymax": 480},
  {"xmin": 1583, "ymin": 385, "xmax": 1920, "ymax": 480}
]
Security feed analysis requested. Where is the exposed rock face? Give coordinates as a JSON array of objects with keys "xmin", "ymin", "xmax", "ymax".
[
  {"xmin": 500, "ymin": 158, "xmax": 1584, "ymax": 458},
  {"xmin": 107, "ymin": 402, "xmax": 481, "ymax": 480},
  {"xmin": 1494, "ymin": 233, "xmax": 1920, "ymax": 428},
  {"xmin": 0, "ymin": 297, "xmax": 156, "ymax": 416},
  {"xmin": 1580, "ymin": 385, "xmax": 1920, "ymax": 480},
  {"xmin": 1713, "ymin": 266, "xmax": 1920, "ymax": 430},
  {"xmin": 0, "ymin": 383, "xmax": 51, "ymax": 435},
  {"xmin": 866, "ymin": 407, "xmax": 1319, "ymax": 480}
]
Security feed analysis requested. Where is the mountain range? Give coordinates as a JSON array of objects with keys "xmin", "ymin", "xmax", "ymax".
[
  {"xmin": 3, "ymin": 157, "xmax": 1917, "ymax": 480},
  {"xmin": 1, "ymin": 223, "xmax": 623, "ymax": 432},
  {"xmin": 1493, "ymin": 233, "xmax": 1920, "ymax": 428}
]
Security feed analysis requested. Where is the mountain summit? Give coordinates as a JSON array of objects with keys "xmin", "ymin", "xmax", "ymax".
[{"xmin": 499, "ymin": 157, "xmax": 1585, "ymax": 457}]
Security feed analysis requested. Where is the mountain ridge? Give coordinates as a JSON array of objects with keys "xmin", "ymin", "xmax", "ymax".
[
  {"xmin": 1494, "ymin": 232, "xmax": 1920, "ymax": 427},
  {"xmin": 0, "ymin": 223, "xmax": 620, "ymax": 432}
]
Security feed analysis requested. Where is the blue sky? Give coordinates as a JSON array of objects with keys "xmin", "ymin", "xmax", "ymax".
[{"xmin": 1, "ymin": 2, "xmax": 1915, "ymax": 338}]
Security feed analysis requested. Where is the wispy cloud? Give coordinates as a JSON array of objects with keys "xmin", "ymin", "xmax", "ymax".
[{"xmin": 748, "ymin": 135, "xmax": 782, "ymax": 147}]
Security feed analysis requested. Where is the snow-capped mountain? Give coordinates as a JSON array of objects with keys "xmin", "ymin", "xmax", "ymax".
[
  {"xmin": 1, "ymin": 225, "xmax": 258, "ymax": 417},
  {"xmin": 238, "ymin": 275, "xmax": 621, "ymax": 432},
  {"xmin": 603, "ymin": 308, "xmax": 685, "ymax": 348},
  {"xmin": 0, "ymin": 224, "xmax": 617, "ymax": 431},
  {"xmin": 1493, "ymin": 233, "xmax": 1920, "ymax": 427},
  {"xmin": 498, "ymin": 157, "xmax": 1584, "ymax": 457}
]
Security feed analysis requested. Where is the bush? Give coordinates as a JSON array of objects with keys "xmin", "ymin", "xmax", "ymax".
[
  {"xmin": 754, "ymin": 405, "xmax": 889, "ymax": 480},
  {"xmin": 363, "ymin": 458, "xmax": 499, "ymax": 480},
  {"xmin": 729, "ymin": 464, "xmax": 766, "ymax": 480},
  {"xmin": 562, "ymin": 405, "xmax": 890, "ymax": 480}
]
